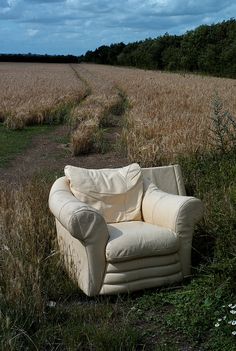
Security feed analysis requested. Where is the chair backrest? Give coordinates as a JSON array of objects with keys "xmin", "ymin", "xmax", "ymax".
[{"xmin": 141, "ymin": 164, "xmax": 186, "ymax": 196}]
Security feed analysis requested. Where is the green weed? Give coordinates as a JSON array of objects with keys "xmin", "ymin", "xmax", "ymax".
[
  {"xmin": 0, "ymin": 124, "xmax": 54, "ymax": 167},
  {"xmin": 210, "ymin": 92, "xmax": 236, "ymax": 153}
]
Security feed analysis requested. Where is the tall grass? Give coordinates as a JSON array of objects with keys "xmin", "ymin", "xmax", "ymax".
[{"xmin": 0, "ymin": 178, "xmax": 75, "ymax": 349}]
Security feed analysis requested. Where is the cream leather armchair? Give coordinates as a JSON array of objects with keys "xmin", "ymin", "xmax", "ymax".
[{"xmin": 49, "ymin": 164, "xmax": 203, "ymax": 296}]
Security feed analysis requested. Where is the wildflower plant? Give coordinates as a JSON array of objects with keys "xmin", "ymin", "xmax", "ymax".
[{"xmin": 214, "ymin": 303, "xmax": 236, "ymax": 337}]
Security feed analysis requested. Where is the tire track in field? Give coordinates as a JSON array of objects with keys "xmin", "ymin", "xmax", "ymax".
[{"xmin": 69, "ymin": 64, "xmax": 128, "ymax": 154}]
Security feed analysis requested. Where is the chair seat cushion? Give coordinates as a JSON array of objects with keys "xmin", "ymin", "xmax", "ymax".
[
  {"xmin": 64, "ymin": 163, "xmax": 143, "ymax": 223},
  {"xmin": 106, "ymin": 221, "xmax": 179, "ymax": 263}
]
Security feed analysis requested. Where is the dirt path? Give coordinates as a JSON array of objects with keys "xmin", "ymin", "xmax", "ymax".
[
  {"xmin": 0, "ymin": 65, "xmax": 129, "ymax": 185},
  {"xmin": 0, "ymin": 123, "xmax": 128, "ymax": 184}
]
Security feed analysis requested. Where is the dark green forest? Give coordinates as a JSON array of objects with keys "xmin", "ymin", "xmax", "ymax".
[
  {"xmin": 1, "ymin": 19, "xmax": 235, "ymax": 78},
  {"xmin": 79, "ymin": 19, "xmax": 236, "ymax": 78},
  {"xmin": 0, "ymin": 53, "xmax": 78, "ymax": 63}
]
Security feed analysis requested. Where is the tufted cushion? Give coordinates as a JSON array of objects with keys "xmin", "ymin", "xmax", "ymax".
[{"xmin": 64, "ymin": 163, "xmax": 143, "ymax": 223}]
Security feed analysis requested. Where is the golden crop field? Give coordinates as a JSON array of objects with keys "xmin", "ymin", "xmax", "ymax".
[
  {"xmin": 0, "ymin": 62, "xmax": 87, "ymax": 129},
  {"xmin": 1, "ymin": 62, "xmax": 236, "ymax": 164},
  {"xmin": 79, "ymin": 64, "xmax": 236, "ymax": 165}
]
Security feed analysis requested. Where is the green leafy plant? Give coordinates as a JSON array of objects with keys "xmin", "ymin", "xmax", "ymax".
[{"xmin": 210, "ymin": 92, "xmax": 236, "ymax": 153}]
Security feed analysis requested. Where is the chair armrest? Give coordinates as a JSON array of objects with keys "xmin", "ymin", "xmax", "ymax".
[
  {"xmin": 142, "ymin": 183, "xmax": 203, "ymax": 276},
  {"xmin": 49, "ymin": 177, "xmax": 109, "ymax": 245},
  {"xmin": 49, "ymin": 177, "xmax": 109, "ymax": 296},
  {"xmin": 142, "ymin": 183, "xmax": 203, "ymax": 233}
]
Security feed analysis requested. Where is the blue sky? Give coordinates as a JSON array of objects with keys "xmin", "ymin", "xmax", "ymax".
[{"xmin": 0, "ymin": 0, "xmax": 235, "ymax": 55}]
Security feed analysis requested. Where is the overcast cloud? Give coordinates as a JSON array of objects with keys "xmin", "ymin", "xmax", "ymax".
[{"xmin": 0, "ymin": 0, "xmax": 235, "ymax": 55}]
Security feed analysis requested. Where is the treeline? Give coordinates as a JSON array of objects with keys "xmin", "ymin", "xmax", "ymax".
[
  {"xmin": 79, "ymin": 19, "xmax": 236, "ymax": 78},
  {"xmin": 0, "ymin": 53, "xmax": 78, "ymax": 63}
]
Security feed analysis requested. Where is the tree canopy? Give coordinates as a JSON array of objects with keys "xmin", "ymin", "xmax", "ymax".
[
  {"xmin": 79, "ymin": 19, "xmax": 236, "ymax": 78},
  {"xmin": 0, "ymin": 53, "xmax": 78, "ymax": 64}
]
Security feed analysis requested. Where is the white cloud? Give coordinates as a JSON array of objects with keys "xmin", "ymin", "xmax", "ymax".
[
  {"xmin": 0, "ymin": 0, "xmax": 235, "ymax": 54},
  {"xmin": 27, "ymin": 28, "xmax": 39, "ymax": 36},
  {"xmin": 7, "ymin": 0, "xmax": 18, "ymax": 5}
]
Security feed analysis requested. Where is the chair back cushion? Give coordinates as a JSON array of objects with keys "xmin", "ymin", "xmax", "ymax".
[{"xmin": 64, "ymin": 163, "xmax": 143, "ymax": 223}]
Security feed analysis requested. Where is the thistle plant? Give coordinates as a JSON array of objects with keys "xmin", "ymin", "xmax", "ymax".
[{"xmin": 210, "ymin": 92, "xmax": 236, "ymax": 153}]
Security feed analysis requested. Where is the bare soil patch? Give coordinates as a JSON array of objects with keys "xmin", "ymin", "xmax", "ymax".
[{"xmin": 0, "ymin": 124, "xmax": 128, "ymax": 184}]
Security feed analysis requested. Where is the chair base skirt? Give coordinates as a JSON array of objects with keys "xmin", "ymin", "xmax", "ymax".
[
  {"xmin": 99, "ymin": 254, "xmax": 183, "ymax": 295},
  {"xmin": 100, "ymin": 271, "xmax": 183, "ymax": 295}
]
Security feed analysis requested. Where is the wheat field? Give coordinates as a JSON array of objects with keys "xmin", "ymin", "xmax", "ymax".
[
  {"xmin": 78, "ymin": 64, "xmax": 236, "ymax": 165},
  {"xmin": 0, "ymin": 63, "xmax": 88, "ymax": 129},
  {"xmin": 1, "ymin": 62, "xmax": 236, "ymax": 162}
]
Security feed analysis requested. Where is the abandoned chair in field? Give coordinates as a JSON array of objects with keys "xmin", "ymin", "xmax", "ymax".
[{"xmin": 49, "ymin": 164, "xmax": 203, "ymax": 296}]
